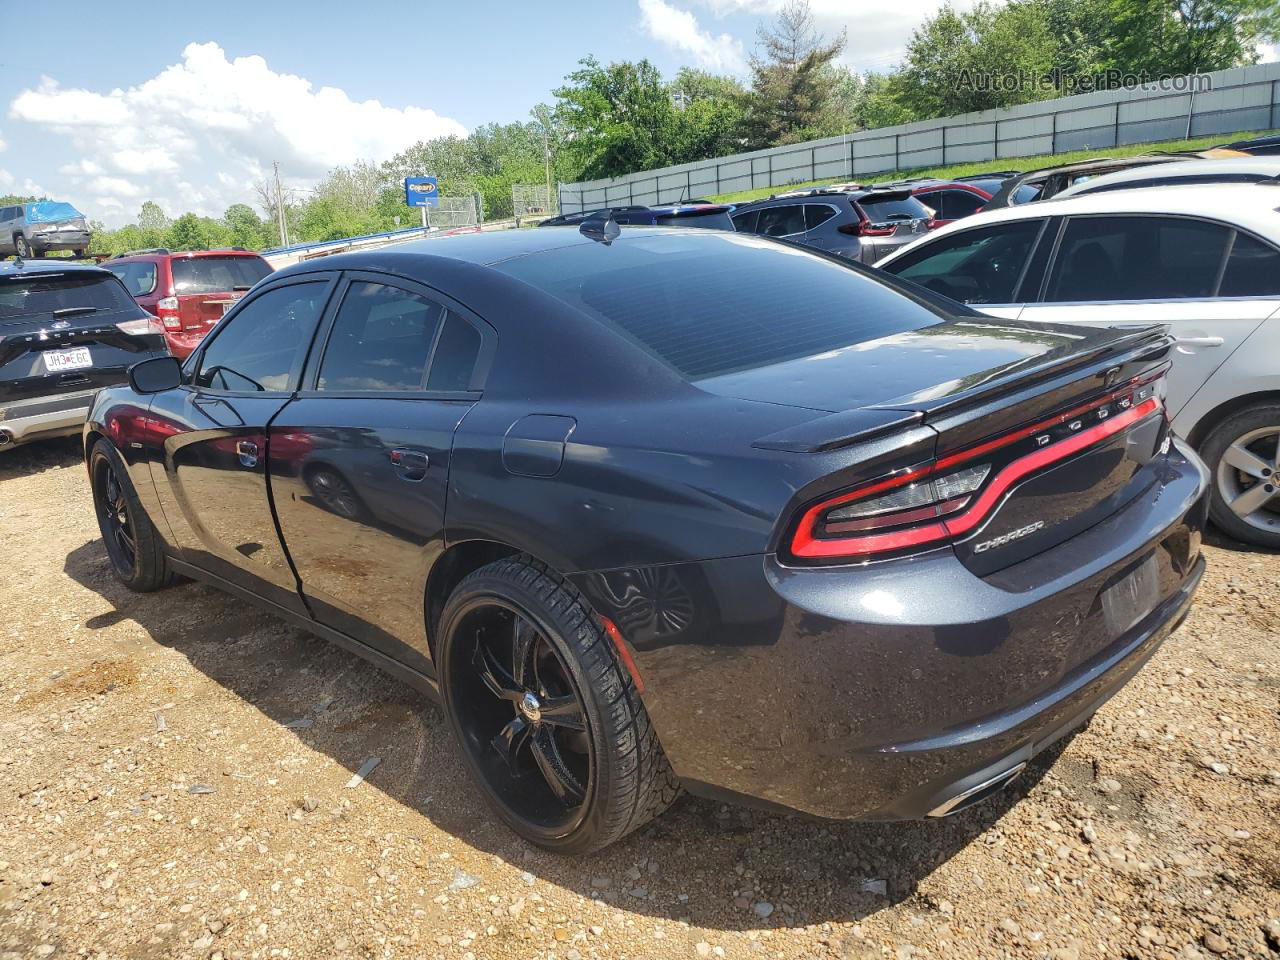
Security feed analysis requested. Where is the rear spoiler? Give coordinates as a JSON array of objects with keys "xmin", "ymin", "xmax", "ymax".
[{"xmin": 754, "ymin": 325, "xmax": 1172, "ymax": 454}]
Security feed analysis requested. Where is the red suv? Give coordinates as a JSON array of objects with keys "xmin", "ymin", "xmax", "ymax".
[{"xmin": 104, "ymin": 249, "xmax": 273, "ymax": 358}]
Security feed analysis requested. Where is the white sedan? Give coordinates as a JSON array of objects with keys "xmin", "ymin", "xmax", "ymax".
[{"xmin": 877, "ymin": 182, "xmax": 1280, "ymax": 548}]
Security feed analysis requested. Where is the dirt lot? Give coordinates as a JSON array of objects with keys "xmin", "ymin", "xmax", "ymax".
[{"xmin": 0, "ymin": 438, "xmax": 1277, "ymax": 960}]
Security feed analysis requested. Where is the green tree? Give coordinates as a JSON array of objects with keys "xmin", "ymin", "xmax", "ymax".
[
  {"xmin": 137, "ymin": 201, "xmax": 170, "ymax": 233},
  {"xmin": 223, "ymin": 203, "xmax": 267, "ymax": 249},
  {"xmin": 1099, "ymin": 0, "xmax": 1280, "ymax": 76},
  {"xmin": 741, "ymin": 0, "xmax": 847, "ymax": 147},
  {"xmin": 165, "ymin": 212, "xmax": 209, "ymax": 251}
]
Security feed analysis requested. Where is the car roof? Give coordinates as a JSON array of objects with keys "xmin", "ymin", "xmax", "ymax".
[
  {"xmin": 108, "ymin": 248, "xmax": 265, "ymax": 263},
  {"xmin": 879, "ymin": 182, "xmax": 1280, "ymax": 265},
  {"xmin": 1054, "ymin": 156, "xmax": 1280, "ymax": 198},
  {"xmin": 0, "ymin": 258, "xmax": 109, "ymax": 276}
]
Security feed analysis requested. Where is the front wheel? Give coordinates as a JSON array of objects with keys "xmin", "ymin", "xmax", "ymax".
[
  {"xmin": 90, "ymin": 439, "xmax": 176, "ymax": 591},
  {"xmin": 1199, "ymin": 403, "xmax": 1280, "ymax": 549},
  {"xmin": 437, "ymin": 556, "xmax": 679, "ymax": 854}
]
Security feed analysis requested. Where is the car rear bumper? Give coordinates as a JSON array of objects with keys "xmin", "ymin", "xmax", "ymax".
[
  {"xmin": 572, "ymin": 438, "xmax": 1210, "ymax": 820},
  {"xmin": 163, "ymin": 329, "xmax": 208, "ymax": 359},
  {"xmin": 0, "ymin": 389, "xmax": 97, "ymax": 448}
]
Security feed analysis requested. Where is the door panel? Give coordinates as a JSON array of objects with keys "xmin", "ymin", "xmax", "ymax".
[
  {"xmin": 268, "ymin": 397, "xmax": 473, "ymax": 672},
  {"xmin": 1016, "ymin": 300, "xmax": 1274, "ymax": 419},
  {"xmin": 146, "ymin": 276, "xmax": 335, "ymax": 612}
]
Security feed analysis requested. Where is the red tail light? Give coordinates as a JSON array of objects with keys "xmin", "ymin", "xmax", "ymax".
[
  {"xmin": 155, "ymin": 296, "xmax": 180, "ymax": 331},
  {"xmin": 787, "ymin": 373, "xmax": 1167, "ymax": 563}
]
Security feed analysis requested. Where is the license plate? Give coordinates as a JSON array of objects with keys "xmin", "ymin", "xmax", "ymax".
[
  {"xmin": 43, "ymin": 347, "xmax": 93, "ymax": 372},
  {"xmin": 1101, "ymin": 555, "xmax": 1160, "ymax": 635}
]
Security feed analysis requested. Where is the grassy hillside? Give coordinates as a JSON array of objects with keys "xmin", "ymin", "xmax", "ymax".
[{"xmin": 708, "ymin": 129, "xmax": 1278, "ymax": 204}]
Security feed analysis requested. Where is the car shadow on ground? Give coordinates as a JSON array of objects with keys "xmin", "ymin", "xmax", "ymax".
[
  {"xmin": 63, "ymin": 536, "xmax": 1061, "ymax": 932},
  {"xmin": 0, "ymin": 436, "xmax": 83, "ymax": 481}
]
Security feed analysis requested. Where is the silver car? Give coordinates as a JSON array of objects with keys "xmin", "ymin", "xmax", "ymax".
[
  {"xmin": 729, "ymin": 186, "xmax": 934, "ymax": 264},
  {"xmin": 0, "ymin": 201, "xmax": 92, "ymax": 259},
  {"xmin": 877, "ymin": 182, "xmax": 1280, "ymax": 548}
]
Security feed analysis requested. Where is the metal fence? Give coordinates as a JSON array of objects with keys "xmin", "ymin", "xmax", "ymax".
[
  {"xmin": 512, "ymin": 184, "xmax": 557, "ymax": 219},
  {"xmin": 427, "ymin": 196, "xmax": 479, "ymax": 229},
  {"xmin": 558, "ymin": 62, "xmax": 1280, "ymax": 213}
]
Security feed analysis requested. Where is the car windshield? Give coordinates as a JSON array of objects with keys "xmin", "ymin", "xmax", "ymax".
[
  {"xmin": 857, "ymin": 195, "xmax": 931, "ymax": 222},
  {"xmin": 171, "ymin": 256, "xmax": 272, "ymax": 295},
  {"xmin": 498, "ymin": 232, "xmax": 941, "ymax": 380},
  {"xmin": 0, "ymin": 272, "xmax": 134, "ymax": 323}
]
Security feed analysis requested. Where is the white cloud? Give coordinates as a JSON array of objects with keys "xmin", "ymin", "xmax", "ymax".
[
  {"xmin": 694, "ymin": 0, "xmax": 989, "ymax": 72},
  {"xmin": 1259, "ymin": 43, "xmax": 1279, "ymax": 64},
  {"xmin": 7, "ymin": 42, "xmax": 468, "ymax": 226},
  {"xmin": 0, "ymin": 130, "xmax": 6, "ymax": 153},
  {"xmin": 639, "ymin": 0, "xmax": 748, "ymax": 74},
  {"xmin": 0, "ymin": 168, "xmax": 13, "ymax": 188}
]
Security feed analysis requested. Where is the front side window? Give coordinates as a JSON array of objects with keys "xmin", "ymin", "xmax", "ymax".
[
  {"xmin": 1045, "ymin": 216, "xmax": 1233, "ymax": 303},
  {"xmin": 194, "ymin": 282, "xmax": 327, "ymax": 392},
  {"xmin": 317, "ymin": 281, "xmax": 445, "ymax": 392},
  {"xmin": 882, "ymin": 220, "xmax": 1044, "ymax": 304}
]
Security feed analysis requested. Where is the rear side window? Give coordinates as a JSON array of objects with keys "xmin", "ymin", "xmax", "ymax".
[
  {"xmin": 730, "ymin": 209, "xmax": 759, "ymax": 233},
  {"xmin": 0, "ymin": 272, "xmax": 135, "ymax": 321},
  {"xmin": 805, "ymin": 205, "xmax": 838, "ymax": 229},
  {"xmin": 856, "ymin": 194, "xmax": 930, "ymax": 224},
  {"xmin": 498, "ymin": 232, "xmax": 942, "ymax": 380},
  {"xmin": 317, "ymin": 281, "xmax": 444, "ymax": 392},
  {"xmin": 195, "ymin": 282, "xmax": 327, "ymax": 392},
  {"xmin": 1219, "ymin": 233, "xmax": 1280, "ymax": 297},
  {"xmin": 1045, "ymin": 216, "xmax": 1232, "ymax": 302},
  {"xmin": 756, "ymin": 204, "xmax": 807, "ymax": 237},
  {"xmin": 107, "ymin": 261, "xmax": 158, "ymax": 297},
  {"xmin": 425, "ymin": 314, "xmax": 483, "ymax": 391},
  {"xmin": 172, "ymin": 256, "xmax": 272, "ymax": 295},
  {"xmin": 882, "ymin": 220, "xmax": 1044, "ymax": 304}
]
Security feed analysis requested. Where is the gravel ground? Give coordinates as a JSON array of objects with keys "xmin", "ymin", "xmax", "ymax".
[{"xmin": 1, "ymin": 438, "xmax": 1277, "ymax": 960}]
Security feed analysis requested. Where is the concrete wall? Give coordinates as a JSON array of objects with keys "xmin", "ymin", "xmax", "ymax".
[{"xmin": 557, "ymin": 63, "xmax": 1280, "ymax": 212}]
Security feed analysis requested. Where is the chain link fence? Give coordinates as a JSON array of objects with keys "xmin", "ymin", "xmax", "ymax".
[
  {"xmin": 512, "ymin": 184, "xmax": 557, "ymax": 219},
  {"xmin": 427, "ymin": 196, "xmax": 479, "ymax": 229}
]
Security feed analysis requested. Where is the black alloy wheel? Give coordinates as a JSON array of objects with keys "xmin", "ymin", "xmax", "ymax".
[
  {"xmin": 95, "ymin": 456, "xmax": 137, "ymax": 578},
  {"xmin": 90, "ymin": 439, "xmax": 176, "ymax": 592},
  {"xmin": 438, "ymin": 556, "xmax": 680, "ymax": 853}
]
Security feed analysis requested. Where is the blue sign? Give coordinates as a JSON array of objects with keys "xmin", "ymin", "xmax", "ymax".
[{"xmin": 404, "ymin": 176, "xmax": 439, "ymax": 208}]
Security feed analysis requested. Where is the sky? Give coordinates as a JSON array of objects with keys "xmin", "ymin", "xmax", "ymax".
[{"xmin": 1, "ymin": 0, "xmax": 1275, "ymax": 228}]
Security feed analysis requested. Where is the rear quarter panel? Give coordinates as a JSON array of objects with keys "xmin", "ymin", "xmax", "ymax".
[{"xmin": 1171, "ymin": 307, "xmax": 1280, "ymax": 439}]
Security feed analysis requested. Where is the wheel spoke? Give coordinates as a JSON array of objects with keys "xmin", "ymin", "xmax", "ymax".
[
  {"xmin": 1227, "ymin": 479, "xmax": 1276, "ymax": 518},
  {"xmin": 490, "ymin": 716, "xmax": 531, "ymax": 771},
  {"xmin": 474, "ymin": 642, "xmax": 522, "ymax": 703},
  {"xmin": 538, "ymin": 694, "xmax": 586, "ymax": 731},
  {"xmin": 511, "ymin": 616, "xmax": 538, "ymax": 688},
  {"xmin": 1222, "ymin": 441, "xmax": 1273, "ymax": 480},
  {"xmin": 530, "ymin": 727, "xmax": 585, "ymax": 804}
]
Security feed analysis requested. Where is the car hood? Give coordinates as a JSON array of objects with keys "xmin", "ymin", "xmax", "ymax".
[{"xmin": 695, "ymin": 319, "xmax": 1122, "ymax": 413}]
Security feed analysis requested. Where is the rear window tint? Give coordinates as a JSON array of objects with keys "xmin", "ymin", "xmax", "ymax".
[
  {"xmin": 856, "ymin": 195, "xmax": 931, "ymax": 223},
  {"xmin": 107, "ymin": 261, "xmax": 158, "ymax": 297},
  {"xmin": 498, "ymin": 232, "xmax": 941, "ymax": 380},
  {"xmin": 0, "ymin": 272, "xmax": 134, "ymax": 322},
  {"xmin": 172, "ymin": 256, "xmax": 272, "ymax": 295},
  {"xmin": 1219, "ymin": 233, "xmax": 1280, "ymax": 297},
  {"xmin": 654, "ymin": 211, "xmax": 734, "ymax": 230}
]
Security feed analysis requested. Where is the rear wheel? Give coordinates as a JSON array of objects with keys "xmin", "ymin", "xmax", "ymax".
[
  {"xmin": 14, "ymin": 235, "xmax": 32, "ymax": 259},
  {"xmin": 90, "ymin": 439, "xmax": 175, "ymax": 591},
  {"xmin": 1200, "ymin": 402, "xmax": 1280, "ymax": 549},
  {"xmin": 437, "ymin": 556, "xmax": 679, "ymax": 854}
]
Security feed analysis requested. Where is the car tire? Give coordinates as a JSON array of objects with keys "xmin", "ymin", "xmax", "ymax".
[
  {"xmin": 437, "ymin": 555, "xmax": 680, "ymax": 854},
  {"xmin": 14, "ymin": 235, "xmax": 31, "ymax": 259},
  {"xmin": 73, "ymin": 248, "xmax": 87, "ymax": 259},
  {"xmin": 90, "ymin": 439, "xmax": 177, "ymax": 592},
  {"xmin": 1199, "ymin": 402, "xmax": 1280, "ymax": 549}
]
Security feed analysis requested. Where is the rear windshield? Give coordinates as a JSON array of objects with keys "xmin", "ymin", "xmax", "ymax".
[
  {"xmin": 0, "ymin": 272, "xmax": 134, "ymax": 322},
  {"xmin": 856, "ymin": 194, "xmax": 932, "ymax": 223},
  {"xmin": 172, "ymin": 256, "xmax": 272, "ymax": 295},
  {"xmin": 498, "ymin": 232, "xmax": 940, "ymax": 380},
  {"xmin": 654, "ymin": 210, "xmax": 734, "ymax": 230}
]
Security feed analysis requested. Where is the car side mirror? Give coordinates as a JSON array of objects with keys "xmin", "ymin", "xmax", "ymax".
[{"xmin": 128, "ymin": 355, "xmax": 182, "ymax": 394}]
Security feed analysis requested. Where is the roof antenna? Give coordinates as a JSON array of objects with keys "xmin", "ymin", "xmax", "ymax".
[{"xmin": 579, "ymin": 211, "xmax": 620, "ymax": 245}]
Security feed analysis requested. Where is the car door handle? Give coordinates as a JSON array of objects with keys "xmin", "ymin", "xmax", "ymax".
[
  {"xmin": 236, "ymin": 440, "xmax": 259, "ymax": 468},
  {"xmin": 389, "ymin": 448, "xmax": 429, "ymax": 481},
  {"xmin": 1174, "ymin": 336, "xmax": 1224, "ymax": 347}
]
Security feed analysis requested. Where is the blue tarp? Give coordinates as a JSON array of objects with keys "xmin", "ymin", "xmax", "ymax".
[{"xmin": 25, "ymin": 201, "xmax": 84, "ymax": 224}]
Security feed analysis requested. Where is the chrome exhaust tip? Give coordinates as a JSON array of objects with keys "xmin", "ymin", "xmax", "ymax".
[
  {"xmin": 927, "ymin": 761, "xmax": 1027, "ymax": 818},
  {"xmin": 0, "ymin": 429, "xmax": 12, "ymax": 447}
]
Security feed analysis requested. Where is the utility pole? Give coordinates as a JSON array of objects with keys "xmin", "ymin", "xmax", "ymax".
[{"xmin": 273, "ymin": 161, "xmax": 290, "ymax": 247}]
